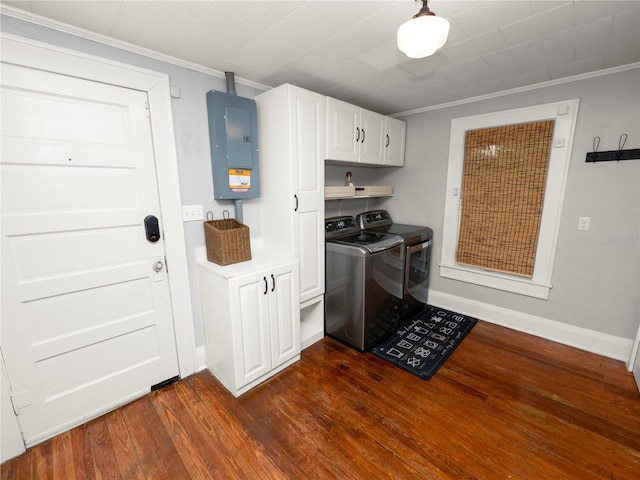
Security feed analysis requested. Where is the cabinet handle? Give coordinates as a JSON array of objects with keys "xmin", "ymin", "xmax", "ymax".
[
  {"xmin": 361, "ymin": 128, "xmax": 365, "ymax": 143},
  {"xmin": 271, "ymin": 274, "xmax": 275, "ymax": 291},
  {"xmin": 263, "ymin": 276, "xmax": 268, "ymax": 295},
  {"xmin": 355, "ymin": 127, "xmax": 360, "ymax": 142},
  {"xmin": 294, "ymin": 194, "xmax": 298, "ymax": 212},
  {"xmin": 386, "ymin": 134, "xmax": 390, "ymax": 147}
]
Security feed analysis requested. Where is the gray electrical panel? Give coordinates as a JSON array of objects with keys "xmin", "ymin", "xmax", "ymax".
[{"xmin": 206, "ymin": 90, "xmax": 260, "ymax": 200}]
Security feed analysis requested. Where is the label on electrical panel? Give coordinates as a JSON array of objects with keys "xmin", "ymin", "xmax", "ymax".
[{"xmin": 228, "ymin": 168, "xmax": 251, "ymax": 192}]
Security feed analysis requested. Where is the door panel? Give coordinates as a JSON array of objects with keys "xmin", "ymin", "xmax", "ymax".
[
  {"xmin": 292, "ymin": 90, "xmax": 325, "ymax": 303},
  {"xmin": 2, "ymin": 164, "xmax": 138, "ymax": 211},
  {"xmin": 359, "ymin": 108, "xmax": 385, "ymax": 165},
  {"xmin": 326, "ymin": 97, "xmax": 359, "ymax": 162},
  {"xmin": 1, "ymin": 63, "xmax": 179, "ymax": 446},
  {"xmin": 269, "ymin": 265, "xmax": 300, "ymax": 367},
  {"xmin": 233, "ymin": 276, "xmax": 270, "ymax": 386}
]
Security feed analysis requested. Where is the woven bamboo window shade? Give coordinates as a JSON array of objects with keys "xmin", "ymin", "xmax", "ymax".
[{"xmin": 456, "ymin": 120, "xmax": 555, "ymax": 277}]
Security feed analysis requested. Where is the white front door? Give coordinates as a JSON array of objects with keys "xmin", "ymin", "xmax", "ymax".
[
  {"xmin": 633, "ymin": 349, "xmax": 640, "ymax": 393},
  {"xmin": 631, "ymin": 322, "xmax": 640, "ymax": 392},
  {"xmin": 1, "ymin": 63, "xmax": 179, "ymax": 446}
]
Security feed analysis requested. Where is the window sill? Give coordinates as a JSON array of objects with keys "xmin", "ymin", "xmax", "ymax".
[{"xmin": 439, "ymin": 263, "xmax": 551, "ymax": 300}]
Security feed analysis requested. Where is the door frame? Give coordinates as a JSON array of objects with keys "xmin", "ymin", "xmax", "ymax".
[{"xmin": 1, "ymin": 33, "xmax": 197, "ymax": 376}]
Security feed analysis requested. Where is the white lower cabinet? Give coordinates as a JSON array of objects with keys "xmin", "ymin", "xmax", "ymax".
[{"xmin": 197, "ymin": 252, "xmax": 300, "ymax": 397}]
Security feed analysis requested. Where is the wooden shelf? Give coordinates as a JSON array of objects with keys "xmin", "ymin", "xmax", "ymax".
[{"xmin": 325, "ymin": 194, "xmax": 393, "ymax": 200}]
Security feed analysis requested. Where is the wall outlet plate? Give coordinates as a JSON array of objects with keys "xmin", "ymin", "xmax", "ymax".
[{"xmin": 578, "ymin": 216, "xmax": 590, "ymax": 231}]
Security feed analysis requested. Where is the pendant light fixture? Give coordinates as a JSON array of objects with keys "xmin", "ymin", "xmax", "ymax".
[{"xmin": 397, "ymin": 0, "xmax": 450, "ymax": 59}]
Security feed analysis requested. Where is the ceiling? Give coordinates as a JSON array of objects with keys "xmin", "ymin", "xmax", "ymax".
[{"xmin": 2, "ymin": 1, "xmax": 639, "ymax": 115}]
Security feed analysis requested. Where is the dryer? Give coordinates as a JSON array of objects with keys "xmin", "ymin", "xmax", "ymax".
[{"xmin": 357, "ymin": 210, "xmax": 433, "ymax": 320}]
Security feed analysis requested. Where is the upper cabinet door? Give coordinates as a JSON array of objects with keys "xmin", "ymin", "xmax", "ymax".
[
  {"xmin": 326, "ymin": 97, "xmax": 359, "ymax": 163},
  {"xmin": 326, "ymin": 97, "xmax": 387, "ymax": 166},
  {"xmin": 359, "ymin": 108, "xmax": 385, "ymax": 165},
  {"xmin": 383, "ymin": 116, "xmax": 406, "ymax": 166}
]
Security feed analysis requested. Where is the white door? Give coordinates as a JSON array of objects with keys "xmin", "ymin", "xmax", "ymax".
[
  {"xmin": 268, "ymin": 263, "xmax": 300, "ymax": 367},
  {"xmin": 1, "ymin": 63, "xmax": 179, "ymax": 447},
  {"xmin": 359, "ymin": 108, "xmax": 385, "ymax": 165},
  {"xmin": 230, "ymin": 271, "xmax": 271, "ymax": 388},
  {"xmin": 633, "ymin": 350, "xmax": 640, "ymax": 393},
  {"xmin": 291, "ymin": 87, "xmax": 325, "ymax": 303},
  {"xmin": 631, "ymin": 322, "xmax": 640, "ymax": 392},
  {"xmin": 383, "ymin": 117, "xmax": 406, "ymax": 167},
  {"xmin": 326, "ymin": 97, "xmax": 359, "ymax": 163}
]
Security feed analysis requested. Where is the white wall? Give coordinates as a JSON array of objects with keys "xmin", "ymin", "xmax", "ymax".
[{"xmin": 377, "ymin": 69, "xmax": 640, "ymax": 348}]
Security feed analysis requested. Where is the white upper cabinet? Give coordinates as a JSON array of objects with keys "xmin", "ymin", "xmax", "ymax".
[
  {"xmin": 383, "ymin": 116, "xmax": 406, "ymax": 166},
  {"xmin": 325, "ymin": 97, "xmax": 359, "ymax": 163},
  {"xmin": 358, "ymin": 107, "xmax": 385, "ymax": 165},
  {"xmin": 326, "ymin": 97, "xmax": 385, "ymax": 166}
]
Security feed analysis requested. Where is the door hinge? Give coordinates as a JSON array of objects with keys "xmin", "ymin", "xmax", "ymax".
[
  {"xmin": 144, "ymin": 102, "xmax": 150, "ymax": 118},
  {"xmin": 10, "ymin": 390, "xmax": 31, "ymax": 414}
]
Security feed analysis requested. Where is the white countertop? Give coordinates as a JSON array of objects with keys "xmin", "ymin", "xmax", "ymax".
[{"xmin": 196, "ymin": 243, "xmax": 297, "ymax": 279}]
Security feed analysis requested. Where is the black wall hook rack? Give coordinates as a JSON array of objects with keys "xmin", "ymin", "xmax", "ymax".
[
  {"xmin": 585, "ymin": 148, "xmax": 640, "ymax": 162},
  {"xmin": 585, "ymin": 134, "xmax": 640, "ymax": 162}
]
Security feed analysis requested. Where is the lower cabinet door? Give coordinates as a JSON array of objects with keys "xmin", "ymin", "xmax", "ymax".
[
  {"xmin": 230, "ymin": 262, "xmax": 300, "ymax": 390},
  {"xmin": 231, "ymin": 272, "xmax": 272, "ymax": 388},
  {"xmin": 268, "ymin": 264, "xmax": 301, "ymax": 367}
]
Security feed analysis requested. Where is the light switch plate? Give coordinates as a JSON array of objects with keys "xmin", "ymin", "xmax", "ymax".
[{"xmin": 182, "ymin": 204, "xmax": 204, "ymax": 222}]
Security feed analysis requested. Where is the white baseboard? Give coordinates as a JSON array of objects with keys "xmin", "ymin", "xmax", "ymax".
[
  {"xmin": 194, "ymin": 292, "xmax": 633, "ymax": 367},
  {"xmin": 429, "ymin": 290, "xmax": 633, "ymax": 363}
]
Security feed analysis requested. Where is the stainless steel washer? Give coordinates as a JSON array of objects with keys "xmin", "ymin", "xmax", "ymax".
[{"xmin": 325, "ymin": 216, "xmax": 404, "ymax": 351}]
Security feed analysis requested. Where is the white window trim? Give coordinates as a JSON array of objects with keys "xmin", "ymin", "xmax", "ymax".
[{"xmin": 440, "ymin": 99, "xmax": 580, "ymax": 300}]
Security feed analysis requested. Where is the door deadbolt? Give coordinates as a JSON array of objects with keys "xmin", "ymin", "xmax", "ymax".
[{"xmin": 144, "ymin": 215, "xmax": 161, "ymax": 242}]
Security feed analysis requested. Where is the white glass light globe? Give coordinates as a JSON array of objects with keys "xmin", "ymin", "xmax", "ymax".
[{"xmin": 397, "ymin": 15, "xmax": 450, "ymax": 59}]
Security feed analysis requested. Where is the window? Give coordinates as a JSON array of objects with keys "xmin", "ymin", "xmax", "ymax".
[{"xmin": 440, "ymin": 100, "xmax": 580, "ymax": 299}]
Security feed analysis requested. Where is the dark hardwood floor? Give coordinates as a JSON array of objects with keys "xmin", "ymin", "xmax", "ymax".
[{"xmin": 2, "ymin": 320, "xmax": 639, "ymax": 479}]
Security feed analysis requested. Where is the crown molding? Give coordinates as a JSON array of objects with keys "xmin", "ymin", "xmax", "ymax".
[
  {"xmin": 0, "ymin": 4, "xmax": 271, "ymax": 93},
  {"xmin": 2, "ymin": 4, "xmax": 638, "ymax": 117},
  {"xmin": 393, "ymin": 62, "xmax": 640, "ymax": 117}
]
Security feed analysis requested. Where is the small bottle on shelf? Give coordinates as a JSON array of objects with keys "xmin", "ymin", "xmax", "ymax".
[{"xmin": 345, "ymin": 171, "xmax": 354, "ymax": 186}]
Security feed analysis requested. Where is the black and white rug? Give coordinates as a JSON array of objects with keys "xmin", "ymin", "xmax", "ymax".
[{"xmin": 372, "ymin": 305, "xmax": 477, "ymax": 380}]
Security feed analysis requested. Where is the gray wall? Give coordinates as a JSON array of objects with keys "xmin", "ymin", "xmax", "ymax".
[
  {"xmin": 377, "ymin": 69, "xmax": 640, "ymax": 340},
  {"xmin": 3, "ymin": 15, "xmax": 638, "ymax": 347},
  {"xmin": 1, "ymin": 15, "xmax": 266, "ymax": 346}
]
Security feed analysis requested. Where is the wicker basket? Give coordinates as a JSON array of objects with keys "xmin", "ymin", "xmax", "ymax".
[{"xmin": 204, "ymin": 219, "xmax": 251, "ymax": 266}]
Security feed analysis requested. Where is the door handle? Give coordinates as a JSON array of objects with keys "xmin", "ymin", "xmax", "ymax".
[
  {"xmin": 361, "ymin": 129, "xmax": 365, "ymax": 143},
  {"xmin": 271, "ymin": 274, "xmax": 275, "ymax": 292},
  {"xmin": 386, "ymin": 134, "xmax": 390, "ymax": 147},
  {"xmin": 144, "ymin": 215, "xmax": 160, "ymax": 242},
  {"xmin": 151, "ymin": 256, "xmax": 164, "ymax": 282},
  {"xmin": 263, "ymin": 276, "xmax": 268, "ymax": 295},
  {"xmin": 294, "ymin": 194, "xmax": 299, "ymax": 212},
  {"xmin": 355, "ymin": 127, "xmax": 360, "ymax": 142}
]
